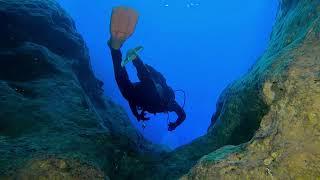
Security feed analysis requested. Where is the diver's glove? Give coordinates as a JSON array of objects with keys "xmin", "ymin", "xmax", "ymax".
[
  {"xmin": 138, "ymin": 111, "xmax": 150, "ymax": 121},
  {"xmin": 168, "ymin": 122, "xmax": 178, "ymax": 131}
]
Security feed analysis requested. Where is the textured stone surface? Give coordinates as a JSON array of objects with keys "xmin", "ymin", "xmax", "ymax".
[
  {"xmin": 181, "ymin": 0, "xmax": 320, "ymax": 179},
  {"xmin": 1, "ymin": 0, "xmax": 319, "ymax": 179},
  {"xmin": 0, "ymin": 0, "xmax": 163, "ymax": 179},
  {"xmin": 13, "ymin": 157, "xmax": 106, "ymax": 180}
]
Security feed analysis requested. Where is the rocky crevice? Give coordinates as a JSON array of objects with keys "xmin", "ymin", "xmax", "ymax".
[
  {"xmin": 0, "ymin": 0, "xmax": 319, "ymax": 179},
  {"xmin": 142, "ymin": 0, "xmax": 320, "ymax": 179}
]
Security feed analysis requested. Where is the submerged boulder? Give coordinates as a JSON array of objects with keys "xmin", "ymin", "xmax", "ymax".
[
  {"xmin": 181, "ymin": 0, "xmax": 320, "ymax": 179},
  {"xmin": 0, "ymin": 0, "xmax": 163, "ymax": 179}
]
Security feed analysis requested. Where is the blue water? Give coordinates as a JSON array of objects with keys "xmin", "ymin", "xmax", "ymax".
[{"xmin": 57, "ymin": 0, "xmax": 279, "ymax": 149}]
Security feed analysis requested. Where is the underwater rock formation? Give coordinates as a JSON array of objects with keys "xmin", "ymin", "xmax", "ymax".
[
  {"xmin": 1, "ymin": 0, "xmax": 319, "ymax": 179},
  {"xmin": 180, "ymin": 0, "xmax": 320, "ymax": 179},
  {"xmin": 0, "ymin": 0, "xmax": 162, "ymax": 179}
]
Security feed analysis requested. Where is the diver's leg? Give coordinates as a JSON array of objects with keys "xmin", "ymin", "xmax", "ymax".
[
  {"xmin": 110, "ymin": 47, "xmax": 134, "ymax": 100},
  {"xmin": 132, "ymin": 57, "xmax": 152, "ymax": 82}
]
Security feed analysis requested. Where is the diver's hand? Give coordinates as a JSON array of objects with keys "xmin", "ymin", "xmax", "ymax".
[
  {"xmin": 138, "ymin": 111, "xmax": 150, "ymax": 121},
  {"xmin": 168, "ymin": 122, "xmax": 178, "ymax": 131}
]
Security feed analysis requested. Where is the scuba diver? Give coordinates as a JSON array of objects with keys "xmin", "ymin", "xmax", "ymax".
[{"xmin": 108, "ymin": 7, "xmax": 186, "ymax": 131}]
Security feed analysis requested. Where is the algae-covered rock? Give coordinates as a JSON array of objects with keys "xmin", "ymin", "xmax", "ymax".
[
  {"xmin": 200, "ymin": 145, "xmax": 243, "ymax": 163},
  {"xmin": 14, "ymin": 157, "xmax": 105, "ymax": 180},
  {"xmin": 182, "ymin": 0, "xmax": 320, "ymax": 179},
  {"xmin": 0, "ymin": 0, "xmax": 163, "ymax": 179},
  {"xmin": 1, "ymin": 0, "xmax": 319, "ymax": 179}
]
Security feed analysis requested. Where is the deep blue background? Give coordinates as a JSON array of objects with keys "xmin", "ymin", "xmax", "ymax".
[{"xmin": 57, "ymin": 0, "xmax": 279, "ymax": 149}]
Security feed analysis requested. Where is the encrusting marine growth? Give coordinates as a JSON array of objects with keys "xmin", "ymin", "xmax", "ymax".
[{"xmin": 0, "ymin": 0, "xmax": 319, "ymax": 179}]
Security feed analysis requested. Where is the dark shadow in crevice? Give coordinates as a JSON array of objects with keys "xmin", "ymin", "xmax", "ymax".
[{"xmin": 227, "ymin": 94, "xmax": 269, "ymax": 145}]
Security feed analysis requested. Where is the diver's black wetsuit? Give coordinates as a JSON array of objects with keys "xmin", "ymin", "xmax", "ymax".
[{"xmin": 109, "ymin": 46, "xmax": 186, "ymax": 131}]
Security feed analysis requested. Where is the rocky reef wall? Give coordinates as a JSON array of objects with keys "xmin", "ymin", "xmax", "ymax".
[
  {"xmin": 180, "ymin": 0, "xmax": 320, "ymax": 179},
  {"xmin": 0, "ymin": 0, "xmax": 319, "ymax": 179},
  {"xmin": 0, "ymin": 1, "xmax": 163, "ymax": 179}
]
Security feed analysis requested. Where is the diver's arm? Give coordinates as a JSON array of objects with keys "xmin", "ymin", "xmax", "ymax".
[{"xmin": 168, "ymin": 101, "xmax": 186, "ymax": 131}]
